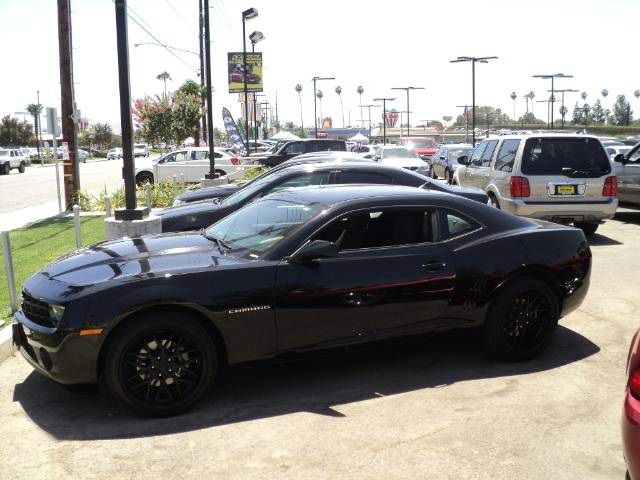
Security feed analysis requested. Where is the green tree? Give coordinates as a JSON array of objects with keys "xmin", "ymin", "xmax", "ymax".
[
  {"xmin": 571, "ymin": 102, "xmax": 583, "ymax": 125},
  {"xmin": 156, "ymin": 71, "xmax": 171, "ymax": 98},
  {"xmin": 26, "ymin": 103, "xmax": 43, "ymax": 156},
  {"xmin": 177, "ymin": 79, "xmax": 204, "ymax": 146},
  {"xmin": 0, "ymin": 116, "xmax": 33, "ymax": 146},
  {"xmin": 611, "ymin": 94, "xmax": 633, "ymax": 126},
  {"xmin": 91, "ymin": 122, "xmax": 113, "ymax": 149},
  {"xmin": 518, "ymin": 112, "xmax": 545, "ymax": 125},
  {"xmin": 171, "ymin": 89, "xmax": 202, "ymax": 146},
  {"xmin": 591, "ymin": 99, "xmax": 606, "ymax": 125}
]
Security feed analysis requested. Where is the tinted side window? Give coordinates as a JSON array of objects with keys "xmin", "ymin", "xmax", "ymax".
[
  {"xmin": 337, "ymin": 171, "xmax": 394, "ymax": 185},
  {"xmin": 440, "ymin": 209, "xmax": 480, "ymax": 240},
  {"xmin": 627, "ymin": 146, "xmax": 640, "ymax": 163},
  {"xmin": 191, "ymin": 150, "xmax": 208, "ymax": 160},
  {"xmin": 264, "ymin": 171, "xmax": 331, "ymax": 195},
  {"xmin": 284, "ymin": 142, "xmax": 304, "ymax": 155},
  {"xmin": 480, "ymin": 140, "xmax": 498, "ymax": 167},
  {"xmin": 521, "ymin": 137, "xmax": 611, "ymax": 176},
  {"xmin": 313, "ymin": 208, "xmax": 434, "ymax": 250},
  {"xmin": 494, "ymin": 139, "xmax": 520, "ymax": 172},
  {"xmin": 470, "ymin": 143, "xmax": 487, "ymax": 166}
]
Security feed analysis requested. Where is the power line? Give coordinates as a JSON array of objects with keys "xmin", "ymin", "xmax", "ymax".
[{"xmin": 163, "ymin": 0, "xmax": 191, "ymax": 28}]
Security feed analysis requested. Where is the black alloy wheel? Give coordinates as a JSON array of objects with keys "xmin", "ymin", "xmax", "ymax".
[
  {"xmin": 483, "ymin": 277, "xmax": 559, "ymax": 361},
  {"xmin": 1, "ymin": 163, "xmax": 9, "ymax": 175},
  {"xmin": 18, "ymin": 161, "xmax": 25, "ymax": 173},
  {"xmin": 135, "ymin": 171, "xmax": 154, "ymax": 186},
  {"xmin": 105, "ymin": 314, "xmax": 217, "ymax": 416}
]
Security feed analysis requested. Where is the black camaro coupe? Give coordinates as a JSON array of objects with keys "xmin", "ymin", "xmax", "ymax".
[{"xmin": 13, "ymin": 185, "xmax": 591, "ymax": 416}]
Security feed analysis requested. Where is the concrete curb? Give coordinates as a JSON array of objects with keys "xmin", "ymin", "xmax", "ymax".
[{"xmin": 0, "ymin": 324, "xmax": 15, "ymax": 364}]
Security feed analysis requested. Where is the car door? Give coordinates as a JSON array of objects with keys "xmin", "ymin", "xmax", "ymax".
[
  {"xmin": 462, "ymin": 142, "xmax": 487, "ymax": 187},
  {"xmin": 475, "ymin": 139, "xmax": 498, "ymax": 190},
  {"xmin": 156, "ymin": 150, "xmax": 189, "ymax": 181},
  {"xmin": 616, "ymin": 145, "xmax": 640, "ymax": 204},
  {"xmin": 274, "ymin": 206, "xmax": 455, "ymax": 351},
  {"xmin": 492, "ymin": 139, "xmax": 521, "ymax": 198}
]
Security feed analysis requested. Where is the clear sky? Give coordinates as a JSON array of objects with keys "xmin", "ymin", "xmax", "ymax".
[{"xmin": 1, "ymin": 0, "xmax": 639, "ymax": 133}]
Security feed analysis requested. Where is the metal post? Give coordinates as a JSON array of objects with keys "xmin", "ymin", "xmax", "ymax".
[
  {"xmin": 198, "ymin": 0, "xmax": 207, "ymax": 146},
  {"xmin": 1, "ymin": 231, "xmax": 19, "ymax": 314},
  {"xmin": 382, "ymin": 99, "xmax": 387, "ymax": 145},
  {"xmin": 203, "ymin": 0, "xmax": 216, "ymax": 179},
  {"xmin": 313, "ymin": 77, "xmax": 318, "ymax": 138},
  {"xmin": 51, "ymin": 116, "xmax": 63, "ymax": 212},
  {"xmin": 550, "ymin": 77, "xmax": 554, "ymax": 129},
  {"xmin": 172, "ymin": 174, "xmax": 177, "ymax": 199},
  {"xmin": 104, "ymin": 195, "xmax": 112, "ymax": 217},
  {"xmin": 471, "ymin": 61, "xmax": 476, "ymax": 146},
  {"xmin": 406, "ymin": 89, "xmax": 410, "ymax": 137},
  {"xmin": 180, "ymin": 173, "xmax": 185, "ymax": 191},
  {"xmin": 73, "ymin": 204, "xmax": 82, "ymax": 248},
  {"xmin": 145, "ymin": 183, "xmax": 152, "ymax": 208},
  {"xmin": 242, "ymin": 17, "xmax": 249, "ymax": 154}
]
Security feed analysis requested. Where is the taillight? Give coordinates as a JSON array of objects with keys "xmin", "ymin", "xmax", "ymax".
[
  {"xmin": 230, "ymin": 157, "xmax": 239, "ymax": 165},
  {"xmin": 510, "ymin": 176, "xmax": 530, "ymax": 198},
  {"xmin": 602, "ymin": 176, "xmax": 617, "ymax": 197},
  {"xmin": 630, "ymin": 369, "xmax": 640, "ymax": 399}
]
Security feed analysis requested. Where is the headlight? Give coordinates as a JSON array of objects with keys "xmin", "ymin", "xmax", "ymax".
[{"xmin": 49, "ymin": 304, "xmax": 65, "ymax": 321}]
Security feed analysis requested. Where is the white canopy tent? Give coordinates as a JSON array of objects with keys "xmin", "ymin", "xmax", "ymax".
[
  {"xmin": 269, "ymin": 131, "xmax": 300, "ymax": 141},
  {"xmin": 348, "ymin": 133, "xmax": 369, "ymax": 143}
]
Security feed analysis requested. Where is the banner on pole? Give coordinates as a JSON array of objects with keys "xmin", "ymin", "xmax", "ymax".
[
  {"xmin": 228, "ymin": 52, "xmax": 263, "ymax": 93},
  {"xmin": 222, "ymin": 107, "xmax": 246, "ymax": 150}
]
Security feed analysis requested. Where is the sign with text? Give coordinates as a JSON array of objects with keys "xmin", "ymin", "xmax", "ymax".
[{"xmin": 228, "ymin": 52, "xmax": 263, "ymax": 93}]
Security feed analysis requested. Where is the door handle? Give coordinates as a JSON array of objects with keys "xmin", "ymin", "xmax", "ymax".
[{"xmin": 421, "ymin": 261, "xmax": 446, "ymax": 271}]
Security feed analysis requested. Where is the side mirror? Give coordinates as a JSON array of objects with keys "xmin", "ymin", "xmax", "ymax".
[
  {"xmin": 289, "ymin": 240, "xmax": 338, "ymax": 263},
  {"xmin": 457, "ymin": 155, "xmax": 469, "ymax": 165},
  {"xmin": 614, "ymin": 153, "xmax": 627, "ymax": 164},
  {"xmin": 439, "ymin": 155, "xmax": 446, "ymax": 160}
]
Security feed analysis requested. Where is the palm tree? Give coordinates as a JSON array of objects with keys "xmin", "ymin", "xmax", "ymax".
[
  {"xmin": 528, "ymin": 91, "xmax": 535, "ymax": 117},
  {"xmin": 295, "ymin": 84, "xmax": 303, "ymax": 131},
  {"xmin": 335, "ymin": 86, "xmax": 344, "ymax": 128},
  {"xmin": 316, "ymin": 90, "xmax": 324, "ymax": 126},
  {"xmin": 357, "ymin": 85, "xmax": 364, "ymax": 127},
  {"xmin": 635, "ymin": 89, "xmax": 640, "ymax": 102},
  {"xmin": 581, "ymin": 91, "xmax": 588, "ymax": 101},
  {"xmin": 510, "ymin": 92, "xmax": 517, "ymax": 120},
  {"xmin": 523, "ymin": 92, "xmax": 530, "ymax": 114},
  {"xmin": 156, "ymin": 71, "xmax": 171, "ymax": 98},
  {"xmin": 601, "ymin": 89, "xmax": 609, "ymax": 124},
  {"xmin": 26, "ymin": 103, "xmax": 43, "ymax": 159}
]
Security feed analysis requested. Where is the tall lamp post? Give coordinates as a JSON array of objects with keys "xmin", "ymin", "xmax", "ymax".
[
  {"xmin": 548, "ymin": 88, "xmax": 578, "ymax": 129},
  {"xmin": 456, "ymin": 104, "xmax": 472, "ymax": 143},
  {"xmin": 249, "ymin": 30, "xmax": 264, "ymax": 149},
  {"xmin": 203, "ymin": 0, "xmax": 216, "ymax": 178},
  {"xmin": 372, "ymin": 97, "xmax": 396, "ymax": 145},
  {"xmin": 510, "ymin": 92, "xmax": 517, "ymax": 121},
  {"xmin": 241, "ymin": 8, "xmax": 258, "ymax": 154},
  {"xmin": 391, "ymin": 86, "xmax": 424, "ymax": 137},
  {"xmin": 312, "ymin": 76, "xmax": 334, "ymax": 138},
  {"xmin": 359, "ymin": 104, "xmax": 380, "ymax": 140},
  {"xmin": 532, "ymin": 73, "xmax": 573, "ymax": 129},
  {"xmin": 449, "ymin": 56, "xmax": 498, "ymax": 146}
]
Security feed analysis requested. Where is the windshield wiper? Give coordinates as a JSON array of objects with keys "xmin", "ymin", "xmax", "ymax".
[{"xmin": 201, "ymin": 231, "xmax": 232, "ymax": 254}]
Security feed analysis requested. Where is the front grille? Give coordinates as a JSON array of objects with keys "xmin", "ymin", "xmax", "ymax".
[{"xmin": 22, "ymin": 292, "xmax": 55, "ymax": 328}]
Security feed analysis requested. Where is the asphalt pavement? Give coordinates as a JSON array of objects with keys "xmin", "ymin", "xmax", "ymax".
[{"xmin": 0, "ymin": 213, "xmax": 638, "ymax": 479}]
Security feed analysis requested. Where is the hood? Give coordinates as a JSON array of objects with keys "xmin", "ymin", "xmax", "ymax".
[
  {"xmin": 177, "ymin": 184, "xmax": 243, "ymax": 203},
  {"xmin": 158, "ymin": 200, "xmax": 226, "ymax": 218},
  {"xmin": 31, "ymin": 232, "xmax": 243, "ymax": 289}
]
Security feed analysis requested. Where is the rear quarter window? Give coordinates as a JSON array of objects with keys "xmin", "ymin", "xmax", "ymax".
[{"xmin": 521, "ymin": 137, "xmax": 611, "ymax": 177}]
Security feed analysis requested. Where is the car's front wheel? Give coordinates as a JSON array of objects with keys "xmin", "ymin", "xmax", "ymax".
[
  {"xmin": 136, "ymin": 171, "xmax": 154, "ymax": 186},
  {"xmin": 104, "ymin": 312, "xmax": 218, "ymax": 416},
  {"xmin": 18, "ymin": 161, "xmax": 25, "ymax": 173},
  {"xmin": 483, "ymin": 277, "xmax": 559, "ymax": 361},
  {"xmin": 0, "ymin": 163, "xmax": 9, "ymax": 175},
  {"xmin": 574, "ymin": 222, "xmax": 598, "ymax": 236}
]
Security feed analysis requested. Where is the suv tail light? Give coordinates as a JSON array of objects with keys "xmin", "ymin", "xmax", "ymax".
[
  {"xmin": 602, "ymin": 176, "xmax": 617, "ymax": 197},
  {"xmin": 230, "ymin": 157, "xmax": 240, "ymax": 165},
  {"xmin": 630, "ymin": 368, "xmax": 640, "ymax": 399},
  {"xmin": 510, "ymin": 176, "xmax": 530, "ymax": 198}
]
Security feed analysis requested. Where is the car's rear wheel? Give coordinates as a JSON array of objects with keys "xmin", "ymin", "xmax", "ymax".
[
  {"xmin": 18, "ymin": 161, "xmax": 25, "ymax": 173},
  {"xmin": 574, "ymin": 222, "xmax": 598, "ymax": 236},
  {"xmin": 0, "ymin": 163, "xmax": 9, "ymax": 175},
  {"xmin": 447, "ymin": 169, "xmax": 455, "ymax": 185},
  {"xmin": 104, "ymin": 312, "xmax": 217, "ymax": 416},
  {"xmin": 429, "ymin": 165, "xmax": 437, "ymax": 179},
  {"xmin": 483, "ymin": 277, "xmax": 559, "ymax": 361},
  {"xmin": 215, "ymin": 169, "xmax": 227, "ymax": 178},
  {"xmin": 135, "ymin": 171, "xmax": 154, "ymax": 186},
  {"xmin": 489, "ymin": 193, "xmax": 500, "ymax": 209}
]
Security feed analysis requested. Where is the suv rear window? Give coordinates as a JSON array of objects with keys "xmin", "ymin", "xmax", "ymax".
[{"xmin": 521, "ymin": 137, "xmax": 610, "ymax": 177}]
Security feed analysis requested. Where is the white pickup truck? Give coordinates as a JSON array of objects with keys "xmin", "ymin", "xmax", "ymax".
[
  {"xmin": 0, "ymin": 148, "xmax": 27, "ymax": 174},
  {"xmin": 134, "ymin": 147, "xmax": 243, "ymax": 185}
]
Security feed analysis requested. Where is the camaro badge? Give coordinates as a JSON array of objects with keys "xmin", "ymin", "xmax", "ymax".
[{"xmin": 228, "ymin": 305, "xmax": 272, "ymax": 315}]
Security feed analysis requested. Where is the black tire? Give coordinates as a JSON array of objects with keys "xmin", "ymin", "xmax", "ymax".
[
  {"xmin": 447, "ymin": 169, "xmax": 454, "ymax": 185},
  {"xmin": 18, "ymin": 162, "xmax": 25, "ymax": 173},
  {"xmin": 104, "ymin": 312, "xmax": 217, "ymax": 416},
  {"xmin": 574, "ymin": 222, "xmax": 598, "ymax": 236},
  {"xmin": 215, "ymin": 169, "xmax": 227, "ymax": 178},
  {"xmin": 429, "ymin": 165, "xmax": 437, "ymax": 179},
  {"xmin": 483, "ymin": 277, "xmax": 559, "ymax": 361},
  {"xmin": 135, "ymin": 171, "xmax": 154, "ymax": 186},
  {"xmin": 0, "ymin": 163, "xmax": 9, "ymax": 175},
  {"xmin": 489, "ymin": 193, "xmax": 500, "ymax": 209}
]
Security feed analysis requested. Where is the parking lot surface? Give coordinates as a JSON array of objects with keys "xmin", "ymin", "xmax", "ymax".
[{"xmin": 1, "ymin": 212, "xmax": 639, "ymax": 479}]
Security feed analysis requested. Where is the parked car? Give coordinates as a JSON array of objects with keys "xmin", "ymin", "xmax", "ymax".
[
  {"xmin": 19, "ymin": 147, "xmax": 32, "ymax": 166},
  {"xmin": 623, "ymin": 327, "xmax": 640, "ymax": 480},
  {"xmin": 374, "ymin": 145, "xmax": 430, "ymax": 176},
  {"xmin": 77, "ymin": 149, "xmax": 89, "ymax": 163},
  {"xmin": 256, "ymin": 139, "xmax": 347, "ymax": 167},
  {"xmin": 613, "ymin": 142, "xmax": 640, "ymax": 206},
  {"xmin": 0, "ymin": 148, "xmax": 27, "ymax": 174},
  {"xmin": 454, "ymin": 134, "xmax": 617, "ymax": 236},
  {"xmin": 12, "ymin": 183, "xmax": 591, "ymax": 416},
  {"xmin": 172, "ymin": 152, "xmax": 375, "ymax": 206},
  {"xmin": 134, "ymin": 143, "xmax": 149, "ymax": 158},
  {"xmin": 134, "ymin": 147, "xmax": 242, "ymax": 185},
  {"xmin": 621, "ymin": 138, "xmax": 640, "ymax": 147},
  {"xmin": 107, "ymin": 148, "xmax": 123, "ymax": 160},
  {"xmin": 400, "ymin": 137, "xmax": 438, "ymax": 160},
  {"xmin": 159, "ymin": 161, "xmax": 489, "ymax": 232},
  {"xmin": 430, "ymin": 144, "xmax": 474, "ymax": 184}
]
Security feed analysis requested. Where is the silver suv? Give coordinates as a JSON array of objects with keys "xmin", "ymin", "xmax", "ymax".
[
  {"xmin": 0, "ymin": 148, "xmax": 27, "ymax": 174},
  {"xmin": 456, "ymin": 134, "xmax": 617, "ymax": 235}
]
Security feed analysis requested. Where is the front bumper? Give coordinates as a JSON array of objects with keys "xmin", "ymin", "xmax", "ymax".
[
  {"xmin": 499, "ymin": 197, "xmax": 618, "ymax": 222},
  {"xmin": 12, "ymin": 310, "xmax": 100, "ymax": 384}
]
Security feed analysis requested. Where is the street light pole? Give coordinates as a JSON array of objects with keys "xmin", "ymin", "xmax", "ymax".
[
  {"xmin": 372, "ymin": 97, "xmax": 395, "ymax": 145},
  {"xmin": 533, "ymin": 73, "xmax": 573, "ymax": 129},
  {"xmin": 241, "ymin": 8, "xmax": 258, "ymax": 154},
  {"xmin": 391, "ymin": 86, "xmax": 424, "ymax": 137},
  {"xmin": 359, "ymin": 104, "xmax": 380, "ymax": 140},
  {"xmin": 548, "ymin": 88, "xmax": 578, "ymax": 130},
  {"xmin": 312, "ymin": 76, "xmax": 334, "ymax": 138},
  {"xmin": 203, "ymin": 0, "xmax": 216, "ymax": 178},
  {"xmin": 248, "ymin": 30, "xmax": 264, "ymax": 152},
  {"xmin": 450, "ymin": 56, "xmax": 498, "ymax": 146}
]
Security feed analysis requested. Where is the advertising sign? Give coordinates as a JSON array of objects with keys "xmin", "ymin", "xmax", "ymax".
[{"xmin": 228, "ymin": 52, "xmax": 263, "ymax": 93}]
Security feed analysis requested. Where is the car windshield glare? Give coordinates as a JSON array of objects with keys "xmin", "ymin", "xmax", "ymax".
[
  {"xmin": 383, "ymin": 148, "xmax": 413, "ymax": 158},
  {"xmin": 408, "ymin": 140, "xmax": 435, "ymax": 148},
  {"xmin": 205, "ymin": 199, "xmax": 325, "ymax": 258}
]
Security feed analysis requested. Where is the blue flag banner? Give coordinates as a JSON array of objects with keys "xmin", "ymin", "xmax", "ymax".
[{"xmin": 222, "ymin": 107, "xmax": 245, "ymax": 150}]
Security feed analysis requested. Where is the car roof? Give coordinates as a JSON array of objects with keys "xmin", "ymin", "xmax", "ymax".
[
  {"xmin": 440, "ymin": 144, "xmax": 473, "ymax": 148},
  {"xmin": 281, "ymin": 160, "xmax": 407, "ymax": 174},
  {"xmin": 479, "ymin": 133, "xmax": 602, "ymax": 141}
]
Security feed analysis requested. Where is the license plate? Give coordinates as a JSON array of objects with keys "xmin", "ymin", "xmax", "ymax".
[{"xmin": 555, "ymin": 185, "xmax": 577, "ymax": 195}]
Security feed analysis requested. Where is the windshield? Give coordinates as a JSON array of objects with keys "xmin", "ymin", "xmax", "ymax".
[
  {"xmin": 205, "ymin": 199, "xmax": 325, "ymax": 258},
  {"xmin": 0, "ymin": 151, "xmax": 8, "ymax": 157},
  {"xmin": 521, "ymin": 137, "xmax": 611, "ymax": 177},
  {"xmin": 407, "ymin": 139, "xmax": 435, "ymax": 148},
  {"xmin": 382, "ymin": 148, "xmax": 415, "ymax": 158},
  {"xmin": 134, "ymin": 144, "xmax": 146, "ymax": 149}
]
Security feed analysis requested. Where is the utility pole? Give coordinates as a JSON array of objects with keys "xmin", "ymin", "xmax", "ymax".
[
  {"xmin": 57, "ymin": 0, "xmax": 80, "ymax": 209},
  {"xmin": 204, "ymin": 0, "xmax": 216, "ymax": 178},
  {"xmin": 198, "ymin": 0, "xmax": 207, "ymax": 146}
]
